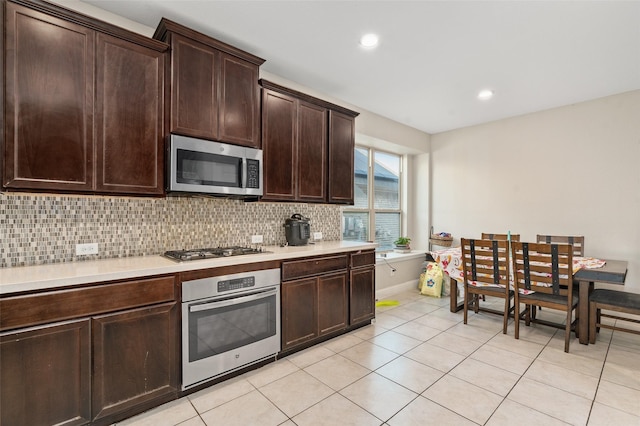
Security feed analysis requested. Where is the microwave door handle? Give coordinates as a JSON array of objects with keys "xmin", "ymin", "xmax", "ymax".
[
  {"xmin": 189, "ymin": 288, "xmax": 278, "ymax": 313},
  {"xmin": 241, "ymin": 157, "xmax": 247, "ymax": 188}
]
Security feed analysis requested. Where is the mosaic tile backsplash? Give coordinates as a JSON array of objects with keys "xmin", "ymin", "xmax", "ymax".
[{"xmin": 0, "ymin": 193, "xmax": 342, "ymax": 268}]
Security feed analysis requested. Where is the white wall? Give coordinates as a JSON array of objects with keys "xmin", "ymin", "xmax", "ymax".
[
  {"xmin": 409, "ymin": 153, "xmax": 431, "ymax": 251},
  {"xmin": 375, "ymin": 253, "xmax": 425, "ymax": 299},
  {"xmin": 430, "ymin": 90, "xmax": 640, "ymax": 292}
]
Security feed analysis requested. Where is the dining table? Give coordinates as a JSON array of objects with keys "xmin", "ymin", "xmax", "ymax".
[
  {"xmin": 573, "ymin": 260, "xmax": 627, "ymax": 344},
  {"xmin": 429, "ymin": 246, "xmax": 628, "ymax": 345}
]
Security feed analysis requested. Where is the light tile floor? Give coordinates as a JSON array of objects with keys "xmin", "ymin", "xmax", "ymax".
[{"xmin": 118, "ymin": 290, "xmax": 640, "ymax": 426}]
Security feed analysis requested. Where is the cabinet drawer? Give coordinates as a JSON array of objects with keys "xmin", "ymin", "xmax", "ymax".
[
  {"xmin": 350, "ymin": 250, "xmax": 375, "ymax": 269},
  {"xmin": 282, "ymin": 255, "xmax": 348, "ymax": 281},
  {"xmin": 0, "ymin": 275, "xmax": 176, "ymax": 331}
]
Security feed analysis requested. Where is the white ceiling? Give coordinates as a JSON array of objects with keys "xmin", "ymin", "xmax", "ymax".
[{"xmin": 81, "ymin": 0, "xmax": 640, "ymax": 134}]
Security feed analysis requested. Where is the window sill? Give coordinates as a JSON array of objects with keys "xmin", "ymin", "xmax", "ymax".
[{"xmin": 376, "ymin": 250, "xmax": 426, "ymax": 264}]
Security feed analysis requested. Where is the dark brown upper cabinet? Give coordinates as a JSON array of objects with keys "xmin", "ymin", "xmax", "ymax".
[
  {"xmin": 2, "ymin": 0, "xmax": 167, "ymax": 196},
  {"xmin": 94, "ymin": 33, "xmax": 165, "ymax": 194},
  {"xmin": 261, "ymin": 88, "xmax": 328, "ymax": 202},
  {"xmin": 328, "ymin": 110, "xmax": 356, "ymax": 204},
  {"xmin": 154, "ymin": 19, "xmax": 264, "ymax": 148},
  {"xmin": 260, "ymin": 80, "xmax": 358, "ymax": 205},
  {"xmin": 3, "ymin": 1, "xmax": 95, "ymax": 192},
  {"xmin": 261, "ymin": 89, "xmax": 297, "ymax": 200}
]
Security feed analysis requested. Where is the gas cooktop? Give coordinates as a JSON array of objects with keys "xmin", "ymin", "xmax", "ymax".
[{"xmin": 163, "ymin": 246, "xmax": 267, "ymax": 262}]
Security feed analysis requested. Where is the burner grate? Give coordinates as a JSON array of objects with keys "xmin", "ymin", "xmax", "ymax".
[{"xmin": 164, "ymin": 246, "xmax": 265, "ymax": 262}]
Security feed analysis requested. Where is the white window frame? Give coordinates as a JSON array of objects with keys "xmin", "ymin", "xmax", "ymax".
[{"xmin": 343, "ymin": 145, "xmax": 403, "ymax": 250}]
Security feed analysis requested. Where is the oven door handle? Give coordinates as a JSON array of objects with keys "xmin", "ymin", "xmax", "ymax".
[{"xmin": 189, "ymin": 288, "xmax": 278, "ymax": 312}]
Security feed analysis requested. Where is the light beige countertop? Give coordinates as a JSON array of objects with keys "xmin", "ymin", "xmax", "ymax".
[{"xmin": 0, "ymin": 241, "xmax": 377, "ymax": 295}]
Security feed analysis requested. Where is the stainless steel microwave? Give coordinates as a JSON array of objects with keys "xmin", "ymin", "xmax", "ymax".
[{"xmin": 168, "ymin": 134, "xmax": 263, "ymax": 198}]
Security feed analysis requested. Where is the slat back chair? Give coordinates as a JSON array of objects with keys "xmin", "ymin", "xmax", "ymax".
[
  {"xmin": 478, "ymin": 234, "xmax": 520, "ymax": 303},
  {"xmin": 511, "ymin": 242, "xmax": 577, "ymax": 352},
  {"xmin": 536, "ymin": 235, "xmax": 584, "ymax": 257},
  {"xmin": 461, "ymin": 238, "xmax": 513, "ymax": 334},
  {"xmin": 481, "ymin": 233, "xmax": 521, "ymax": 242}
]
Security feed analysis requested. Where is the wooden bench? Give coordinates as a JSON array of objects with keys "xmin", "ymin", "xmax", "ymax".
[{"xmin": 589, "ymin": 289, "xmax": 640, "ymax": 343}]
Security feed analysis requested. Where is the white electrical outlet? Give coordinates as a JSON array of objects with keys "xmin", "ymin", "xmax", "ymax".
[
  {"xmin": 251, "ymin": 235, "xmax": 263, "ymax": 244},
  {"xmin": 313, "ymin": 232, "xmax": 323, "ymax": 240},
  {"xmin": 76, "ymin": 243, "xmax": 98, "ymax": 256}
]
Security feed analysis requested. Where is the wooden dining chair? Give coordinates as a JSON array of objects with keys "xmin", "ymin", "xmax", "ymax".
[
  {"xmin": 511, "ymin": 242, "xmax": 578, "ymax": 352},
  {"xmin": 481, "ymin": 233, "xmax": 520, "ymax": 242},
  {"xmin": 477, "ymin": 234, "xmax": 520, "ymax": 303},
  {"xmin": 536, "ymin": 235, "xmax": 584, "ymax": 256},
  {"xmin": 461, "ymin": 238, "xmax": 514, "ymax": 334},
  {"xmin": 533, "ymin": 235, "xmax": 584, "ymax": 318}
]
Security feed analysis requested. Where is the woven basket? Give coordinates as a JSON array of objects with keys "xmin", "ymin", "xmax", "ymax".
[{"xmin": 430, "ymin": 234, "xmax": 453, "ymax": 247}]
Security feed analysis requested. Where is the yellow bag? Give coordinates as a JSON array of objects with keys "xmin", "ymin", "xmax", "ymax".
[{"xmin": 419, "ymin": 262, "xmax": 443, "ymax": 297}]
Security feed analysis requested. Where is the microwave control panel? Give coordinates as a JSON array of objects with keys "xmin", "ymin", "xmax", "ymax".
[{"xmin": 246, "ymin": 159, "xmax": 260, "ymax": 189}]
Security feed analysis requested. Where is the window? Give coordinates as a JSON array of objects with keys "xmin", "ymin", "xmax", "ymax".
[{"xmin": 342, "ymin": 147, "xmax": 402, "ymax": 250}]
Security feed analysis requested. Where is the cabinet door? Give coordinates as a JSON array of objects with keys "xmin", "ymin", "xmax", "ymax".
[
  {"xmin": 3, "ymin": 3, "xmax": 94, "ymax": 191},
  {"xmin": 328, "ymin": 110, "xmax": 355, "ymax": 204},
  {"xmin": 262, "ymin": 89, "xmax": 297, "ymax": 200},
  {"xmin": 219, "ymin": 52, "xmax": 260, "ymax": 147},
  {"xmin": 95, "ymin": 33, "xmax": 165, "ymax": 194},
  {"xmin": 297, "ymin": 101, "xmax": 328, "ymax": 202},
  {"xmin": 350, "ymin": 266, "xmax": 375, "ymax": 325},
  {"xmin": 318, "ymin": 272, "xmax": 348, "ymax": 336},
  {"xmin": 170, "ymin": 34, "xmax": 218, "ymax": 139},
  {"xmin": 0, "ymin": 319, "xmax": 91, "ymax": 426},
  {"xmin": 281, "ymin": 278, "xmax": 318, "ymax": 350},
  {"xmin": 92, "ymin": 302, "xmax": 178, "ymax": 422}
]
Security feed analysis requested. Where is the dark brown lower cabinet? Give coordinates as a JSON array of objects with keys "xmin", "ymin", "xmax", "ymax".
[
  {"xmin": 318, "ymin": 272, "xmax": 348, "ymax": 335},
  {"xmin": 92, "ymin": 302, "xmax": 178, "ymax": 423},
  {"xmin": 0, "ymin": 302, "xmax": 178, "ymax": 426},
  {"xmin": 350, "ymin": 250, "xmax": 376, "ymax": 326},
  {"xmin": 350, "ymin": 266, "xmax": 375, "ymax": 325},
  {"xmin": 0, "ymin": 319, "xmax": 92, "ymax": 426},
  {"xmin": 281, "ymin": 271, "xmax": 348, "ymax": 352},
  {"xmin": 281, "ymin": 252, "xmax": 374, "ymax": 354},
  {"xmin": 0, "ymin": 274, "xmax": 178, "ymax": 426},
  {"xmin": 282, "ymin": 278, "xmax": 318, "ymax": 350}
]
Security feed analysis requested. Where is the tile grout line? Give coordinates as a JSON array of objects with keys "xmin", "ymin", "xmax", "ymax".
[{"xmin": 585, "ymin": 322, "xmax": 613, "ymax": 425}]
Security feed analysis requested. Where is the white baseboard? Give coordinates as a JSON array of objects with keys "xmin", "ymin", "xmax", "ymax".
[{"xmin": 375, "ymin": 280, "xmax": 419, "ymax": 300}]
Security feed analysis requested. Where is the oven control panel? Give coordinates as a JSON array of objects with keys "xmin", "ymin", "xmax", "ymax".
[
  {"xmin": 218, "ymin": 276, "xmax": 255, "ymax": 292},
  {"xmin": 181, "ymin": 268, "xmax": 280, "ymax": 303}
]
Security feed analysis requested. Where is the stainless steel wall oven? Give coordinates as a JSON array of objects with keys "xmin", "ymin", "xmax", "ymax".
[{"xmin": 181, "ymin": 268, "xmax": 280, "ymax": 390}]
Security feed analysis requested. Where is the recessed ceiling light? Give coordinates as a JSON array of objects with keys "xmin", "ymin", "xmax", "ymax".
[
  {"xmin": 360, "ymin": 33, "xmax": 379, "ymax": 48},
  {"xmin": 478, "ymin": 89, "xmax": 494, "ymax": 100}
]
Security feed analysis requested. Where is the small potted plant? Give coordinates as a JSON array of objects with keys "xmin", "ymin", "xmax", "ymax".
[{"xmin": 393, "ymin": 237, "xmax": 411, "ymax": 253}]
